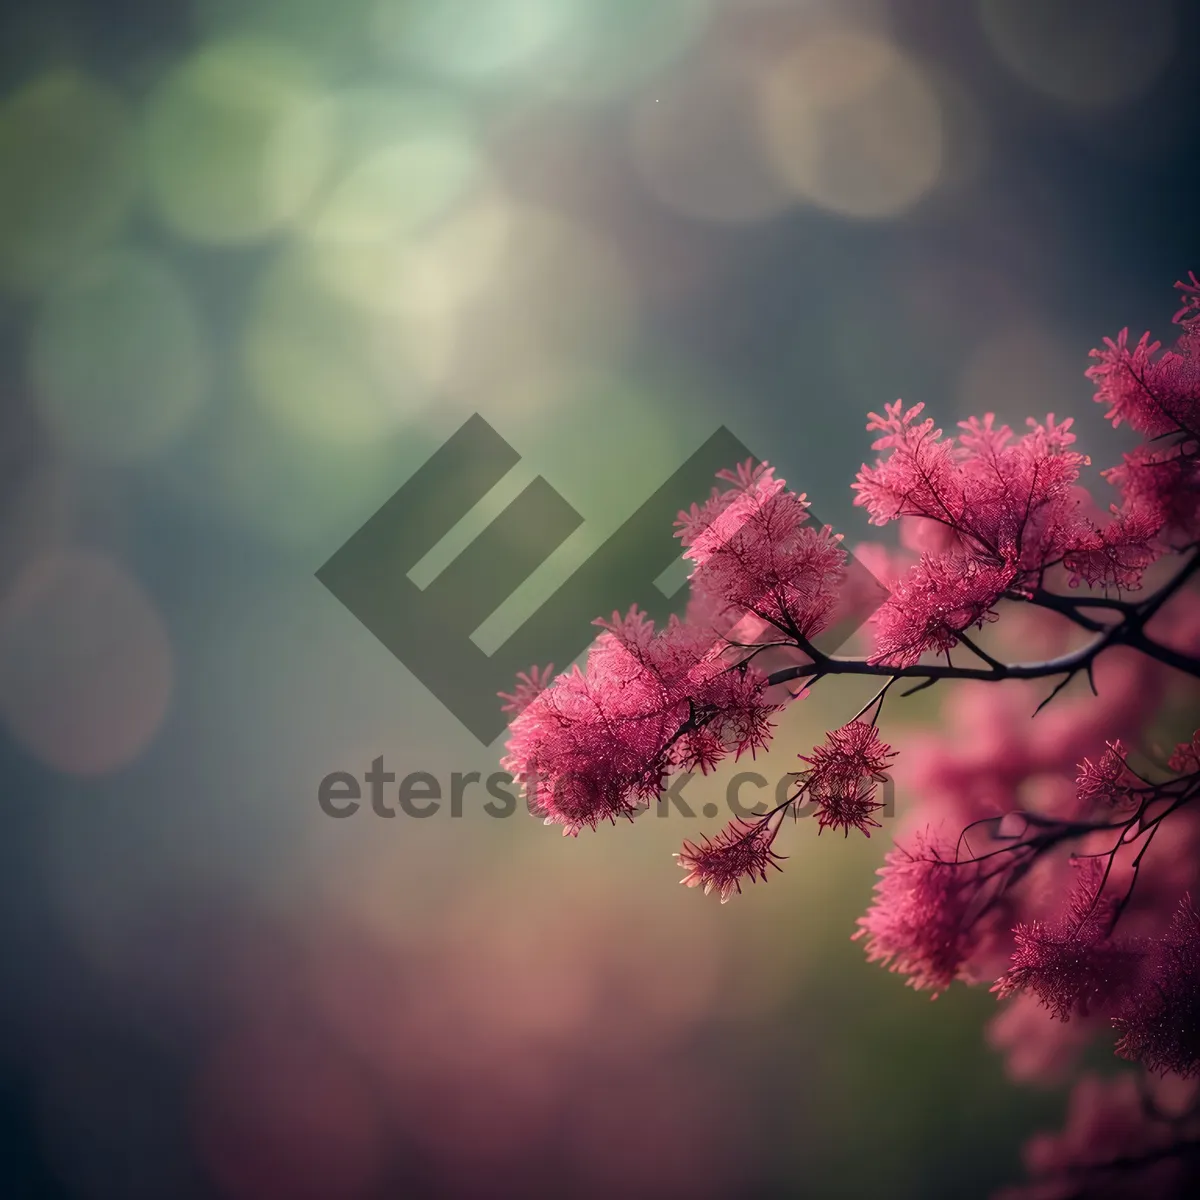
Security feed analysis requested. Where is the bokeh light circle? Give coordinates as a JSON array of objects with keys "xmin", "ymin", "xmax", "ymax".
[
  {"xmin": 308, "ymin": 136, "xmax": 477, "ymax": 246},
  {"xmin": 978, "ymin": 0, "xmax": 1175, "ymax": 110},
  {"xmin": 294, "ymin": 87, "xmax": 478, "ymax": 239},
  {"xmin": 422, "ymin": 203, "xmax": 636, "ymax": 410},
  {"xmin": 142, "ymin": 39, "xmax": 329, "ymax": 244},
  {"xmin": 0, "ymin": 551, "xmax": 173, "ymax": 775},
  {"xmin": 310, "ymin": 189, "xmax": 513, "ymax": 384},
  {"xmin": 372, "ymin": 0, "xmax": 568, "ymax": 81},
  {"xmin": 630, "ymin": 56, "xmax": 795, "ymax": 225},
  {"xmin": 527, "ymin": 0, "xmax": 713, "ymax": 100},
  {"xmin": 757, "ymin": 31, "xmax": 944, "ymax": 219},
  {"xmin": 30, "ymin": 250, "xmax": 209, "ymax": 463},
  {"xmin": 242, "ymin": 248, "xmax": 429, "ymax": 446},
  {"xmin": 0, "ymin": 71, "xmax": 137, "ymax": 292},
  {"xmin": 292, "ymin": 87, "xmax": 482, "ymax": 315}
]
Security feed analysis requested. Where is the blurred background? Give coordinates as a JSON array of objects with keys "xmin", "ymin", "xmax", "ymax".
[{"xmin": 1, "ymin": 0, "xmax": 1198, "ymax": 1196}]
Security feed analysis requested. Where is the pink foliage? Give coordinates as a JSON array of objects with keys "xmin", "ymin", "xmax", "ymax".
[
  {"xmin": 999, "ymin": 1073, "xmax": 1200, "ymax": 1199},
  {"xmin": 502, "ymin": 275, "xmax": 1200, "ymax": 1195},
  {"xmin": 501, "ymin": 608, "xmax": 777, "ymax": 834},
  {"xmin": 1075, "ymin": 741, "xmax": 1144, "ymax": 810},
  {"xmin": 1113, "ymin": 896, "xmax": 1200, "ymax": 1079},
  {"xmin": 796, "ymin": 720, "xmax": 896, "ymax": 837},
  {"xmin": 868, "ymin": 552, "xmax": 1016, "ymax": 666},
  {"xmin": 678, "ymin": 461, "xmax": 848, "ymax": 641},
  {"xmin": 995, "ymin": 860, "xmax": 1144, "ymax": 1021},
  {"xmin": 852, "ymin": 827, "xmax": 995, "ymax": 996},
  {"xmin": 676, "ymin": 812, "xmax": 786, "ymax": 903}
]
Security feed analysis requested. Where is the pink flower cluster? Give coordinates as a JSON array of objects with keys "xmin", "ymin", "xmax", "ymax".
[
  {"xmin": 796, "ymin": 720, "xmax": 895, "ymax": 837},
  {"xmin": 502, "ymin": 275, "xmax": 1200, "ymax": 1194},
  {"xmin": 501, "ymin": 607, "xmax": 776, "ymax": 834},
  {"xmin": 997, "ymin": 1072, "xmax": 1200, "ymax": 1199},
  {"xmin": 676, "ymin": 812, "xmax": 787, "ymax": 903}
]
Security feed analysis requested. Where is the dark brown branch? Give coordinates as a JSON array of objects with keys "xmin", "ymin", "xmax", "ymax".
[{"xmin": 764, "ymin": 551, "xmax": 1200, "ymax": 691}]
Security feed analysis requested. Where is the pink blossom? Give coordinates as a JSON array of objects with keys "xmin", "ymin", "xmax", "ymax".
[
  {"xmin": 796, "ymin": 720, "xmax": 896, "ymax": 837},
  {"xmin": 1087, "ymin": 328, "xmax": 1200, "ymax": 440},
  {"xmin": 853, "ymin": 401, "xmax": 965, "ymax": 529},
  {"xmin": 869, "ymin": 553, "xmax": 1016, "ymax": 667},
  {"xmin": 1063, "ymin": 505, "xmax": 1163, "ymax": 590},
  {"xmin": 500, "ymin": 272, "xmax": 1200, "ymax": 1197},
  {"xmin": 994, "ymin": 859, "xmax": 1144, "ymax": 1021},
  {"xmin": 855, "ymin": 404, "xmax": 1091, "ymax": 577},
  {"xmin": 1168, "ymin": 732, "xmax": 1200, "ymax": 775},
  {"xmin": 852, "ymin": 827, "xmax": 994, "ymax": 996},
  {"xmin": 678, "ymin": 459, "xmax": 849, "ymax": 643},
  {"xmin": 676, "ymin": 813, "xmax": 786, "ymax": 903},
  {"xmin": 1000, "ymin": 1073, "xmax": 1195, "ymax": 1200},
  {"xmin": 501, "ymin": 608, "xmax": 776, "ymax": 834},
  {"xmin": 498, "ymin": 664, "xmax": 554, "ymax": 716},
  {"xmin": 1174, "ymin": 270, "xmax": 1200, "ymax": 327},
  {"xmin": 987, "ymin": 993, "xmax": 1099, "ymax": 1086},
  {"xmin": 1104, "ymin": 444, "xmax": 1200, "ymax": 547},
  {"xmin": 1075, "ymin": 741, "xmax": 1144, "ymax": 810},
  {"xmin": 1113, "ymin": 896, "xmax": 1200, "ymax": 1079}
]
